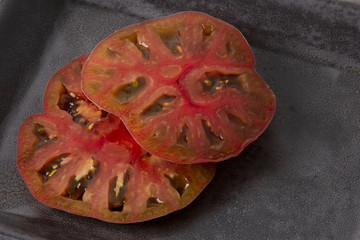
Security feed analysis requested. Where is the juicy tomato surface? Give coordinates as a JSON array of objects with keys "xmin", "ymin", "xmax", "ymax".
[
  {"xmin": 17, "ymin": 55, "xmax": 215, "ymax": 223},
  {"xmin": 81, "ymin": 11, "xmax": 276, "ymax": 164}
]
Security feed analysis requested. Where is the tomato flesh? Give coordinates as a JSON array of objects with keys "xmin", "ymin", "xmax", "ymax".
[
  {"xmin": 81, "ymin": 12, "xmax": 276, "ymax": 164},
  {"xmin": 17, "ymin": 55, "xmax": 215, "ymax": 223}
]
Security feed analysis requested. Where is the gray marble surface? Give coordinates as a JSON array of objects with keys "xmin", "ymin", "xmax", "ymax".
[{"xmin": 0, "ymin": 0, "xmax": 359, "ymax": 239}]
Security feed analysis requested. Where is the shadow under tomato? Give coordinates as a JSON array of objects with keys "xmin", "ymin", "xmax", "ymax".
[{"xmin": 121, "ymin": 125, "xmax": 278, "ymax": 238}]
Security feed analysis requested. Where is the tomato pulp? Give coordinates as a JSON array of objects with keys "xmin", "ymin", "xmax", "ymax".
[
  {"xmin": 82, "ymin": 12, "xmax": 276, "ymax": 164},
  {"xmin": 17, "ymin": 55, "xmax": 215, "ymax": 223}
]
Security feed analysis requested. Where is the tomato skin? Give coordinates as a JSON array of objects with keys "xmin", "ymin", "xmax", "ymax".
[
  {"xmin": 17, "ymin": 55, "xmax": 215, "ymax": 223},
  {"xmin": 81, "ymin": 11, "xmax": 276, "ymax": 164}
]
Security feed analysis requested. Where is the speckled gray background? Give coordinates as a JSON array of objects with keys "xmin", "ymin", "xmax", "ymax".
[{"xmin": 0, "ymin": 0, "xmax": 359, "ymax": 239}]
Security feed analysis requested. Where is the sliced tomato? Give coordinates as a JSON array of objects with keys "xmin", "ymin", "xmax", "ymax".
[
  {"xmin": 81, "ymin": 11, "xmax": 276, "ymax": 164},
  {"xmin": 17, "ymin": 55, "xmax": 215, "ymax": 223}
]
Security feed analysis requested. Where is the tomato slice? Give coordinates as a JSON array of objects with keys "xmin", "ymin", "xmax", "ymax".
[
  {"xmin": 81, "ymin": 11, "xmax": 276, "ymax": 164},
  {"xmin": 17, "ymin": 55, "xmax": 215, "ymax": 223}
]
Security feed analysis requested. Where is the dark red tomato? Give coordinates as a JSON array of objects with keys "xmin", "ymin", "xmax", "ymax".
[
  {"xmin": 17, "ymin": 55, "xmax": 215, "ymax": 223},
  {"xmin": 81, "ymin": 11, "xmax": 276, "ymax": 164}
]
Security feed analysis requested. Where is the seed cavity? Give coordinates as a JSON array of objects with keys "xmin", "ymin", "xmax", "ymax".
[
  {"xmin": 201, "ymin": 120, "xmax": 224, "ymax": 148},
  {"xmin": 33, "ymin": 123, "xmax": 55, "ymax": 147},
  {"xmin": 155, "ymin": 27, "xmax": 182, "ymax": 55},
  {"xmin": 58, "ymin": 91, "xmax": 79, "ymax": 115},
  {"xmin": 107, "ymin": 47, "xmax": 122, "ymax": 58},
  {"xmin": 201, "ymin": 72, "xmax": 247, "ymax": 94},
  {"xmin": 113, "ymin": 77, "xmax": 146, "ymax": 104},
  {"xmin": 141, "ymin": 95, "xmax": 176, "ymax": 118},
  {"xmin": 177, "ymin": 125, "xmax": 189, "ymax": 148},
  {"xmin": 226, "ymin": 112, "xmax": 248, "ymax": 127},
  {"xmin": 201, "ymin": 24, "xmax": 215, "ymax": 44},
  {"xmin": 108, "ymin": 171, "xmax": 130, "ymax": 212},
  {"xmin": 247, "ymin": 105, "xmax": 268, "ymax": 121},
  {"xmin": 64, "ymin": 159, "xmax": 99, "ymax": 200},
  {"xmin": 123, "ymin": 32, "xmax": 150, "ymax": 59},
  {"xmin": 202, "ymin": 24, "xmax": 214, "ymax": 36},
  {"xmin": 38, "ymin": 155, "xmax": 70, "ymax": 183},
  {"xmin": 165, "ymin": 174, "xmax": 189, "ymax": 197},
  {"xmin": 225, "ymin": 41, "xmax": 248, "ymax": 62},
  {"xmin": 86, "ymin": 65, "xmax": 114, "ymax": 77},
  {"xmin": 226, "ymin": 42, "xmax": 232, "ymax": 55},
  {"xmin": 58, "ymin": 90, "xmax": 107, "ymax": 128},
  {"xmin": 147, "ymin": 197, "xmax": 164, "ymax": 208}
]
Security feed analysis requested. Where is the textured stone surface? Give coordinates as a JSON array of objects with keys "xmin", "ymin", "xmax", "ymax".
[{"xmin": 0, "ymin": 0, "xmax": 359, "ymax": 239}]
